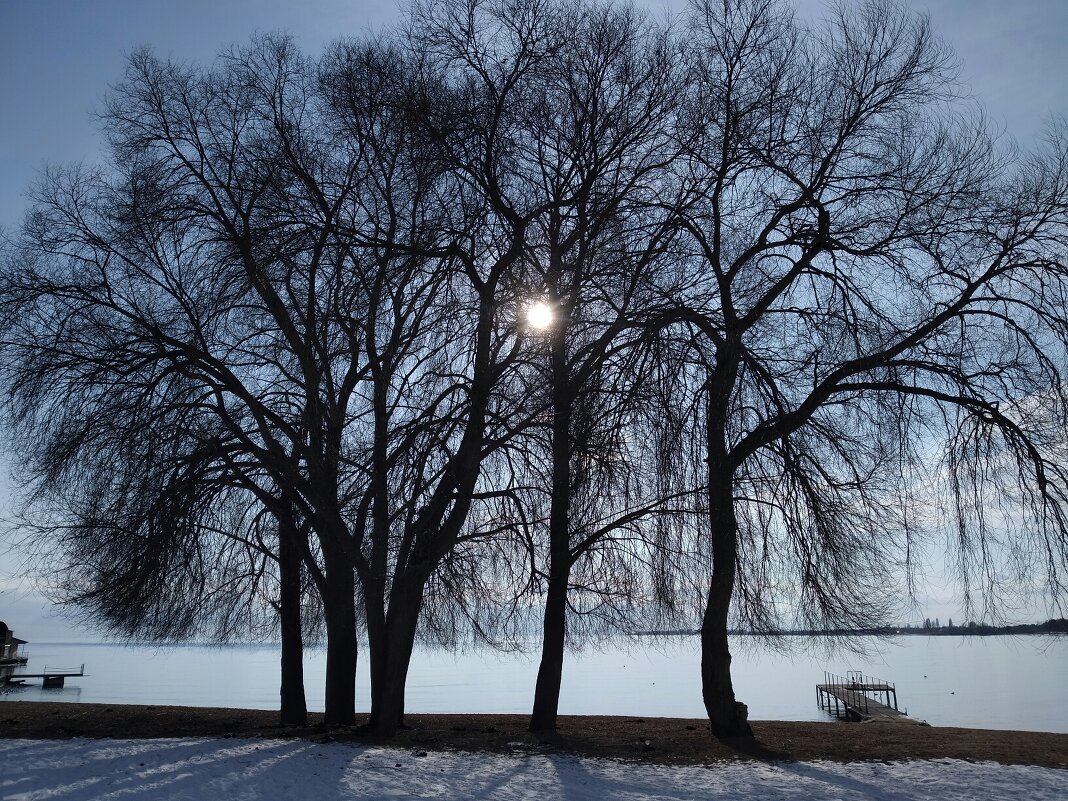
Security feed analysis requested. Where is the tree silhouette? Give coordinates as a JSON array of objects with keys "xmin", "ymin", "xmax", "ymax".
[
  {"xmin": 654, "ymin": 0, "xmax": 1068, "ymax": 735},
  {"xmin": 3, "ymin": 0, "xmax": 1068, "ymax": 744}
]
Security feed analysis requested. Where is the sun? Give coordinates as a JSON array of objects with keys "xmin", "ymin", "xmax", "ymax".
[{"xmin": 525, "ymin": 301, "xmax": 554, "ymax": 330}]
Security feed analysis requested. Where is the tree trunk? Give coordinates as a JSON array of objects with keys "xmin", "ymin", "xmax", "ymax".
[
  {"xmin": 699, "ymin": 352, "xmax": 751, "ymax": 739},
  {"xmin": 366, "ymin": 373, "xmax": 390, "ymax": 729},
  {"xmin": 701, "ymin": 470, "xmax": 752, "ymax": 738},
  {"xmin": 529, "ymin": 321, "xmax": 573, "ymax": 733},
  {"xmin": 366, "ymin": 575, "xmax": 423, "ymax": 737},
  {"xmin": 364, "ymin": 585, "xmax": 387, "ymax": 725},
  {"xmin": 278, "ymin": 513, "xmax": 308, "ymax": 726},
  {"xmin": 529, "ymin": 558, "xmax": 569, "ymax": 732},
  {"xmin": 322, "ymin": 537, "xmax": 357, "ymax": 726}
]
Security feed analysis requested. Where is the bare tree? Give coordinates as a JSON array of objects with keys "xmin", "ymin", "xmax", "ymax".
[
  {"xmin": 510, "ymin": 3, "xmax": 685, "ymax": 733},
  {"xmin": 1, "ymin": 25, "xmax": 536, "ymax": 735},
  {"xmin": 314, "ymin": 33, "xmax": 527, "ymax": 734},
  {"xmin": 402, "ymin": 0, "xmax": 697, "ymax": 734},
  {"xmin": 0, "ymin": 359, "xmax": 315, "ymax": 724},
  {"xmin": 0, "ymin": 36, "xmax": 371, "ymax": 723},
  {"xmin": 656, "ymin": 0, "xmax": 1068, "ymax": 736}
]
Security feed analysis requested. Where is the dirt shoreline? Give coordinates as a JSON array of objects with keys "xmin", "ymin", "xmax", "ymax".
[{"xmin": 1, "ymin": 701, "xmax": 1066, "ymax": 768}]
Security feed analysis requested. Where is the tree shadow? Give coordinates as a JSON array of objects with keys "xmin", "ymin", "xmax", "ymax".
[
  {"xmin": 714, "ymin": 734, "xmax": 791, "ymax": 762},
  {"xmin": 529, "ymin": 728, "xmax": 568, "ymax": 748}
]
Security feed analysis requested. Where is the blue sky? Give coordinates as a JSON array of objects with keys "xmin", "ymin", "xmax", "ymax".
[
  {"xmin": 3, "ymin": 0, "xmax": 1068, "ymax": 236},
  {"xmin": 1, "ymin": 0, "xmax": 1067, "ymax": 640}
]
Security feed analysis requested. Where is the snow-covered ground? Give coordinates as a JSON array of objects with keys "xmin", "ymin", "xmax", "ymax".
[{"xmin": 1, "ymin": 738, "xmax": 1063, "ymax": 800}]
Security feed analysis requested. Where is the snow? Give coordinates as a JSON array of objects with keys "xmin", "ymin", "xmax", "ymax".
[{"xmin": 1, "ymin": 738, "xmax": 1064, "ymax": 800}]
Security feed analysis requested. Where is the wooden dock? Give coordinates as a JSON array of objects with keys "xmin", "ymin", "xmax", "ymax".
[
  {"xmin": 817, "ymin": 671, "xmax": 909, "ymax": 722},
  {"xmin": 3, "ymin": 664, "xmax": 84, "ymax": 688}
]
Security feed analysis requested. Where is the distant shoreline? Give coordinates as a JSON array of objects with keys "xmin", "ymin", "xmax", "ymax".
[
  {"xmin": 641, "ymin": 619, "xmax": 1068, "ymax": 637},
  {"xmin": 20, "ymin": 621, "xmax": 1068, "ymax": 647},
  {"xmin": 1, "ymin": 700, "xmax": 1066, "ymax": 768}
]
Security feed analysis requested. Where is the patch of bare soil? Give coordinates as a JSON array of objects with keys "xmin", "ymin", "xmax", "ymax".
[{"xmin": 1, "ymin": 701, "xmax": 1066, "ymax": 768}]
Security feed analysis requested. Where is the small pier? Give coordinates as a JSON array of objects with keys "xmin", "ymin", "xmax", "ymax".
[
  {"xmin": 3, "ymin": 664, "xmax": 85, "ymax": 688},
  {"xmin": 817, "ymin": 671, "xmax": 908, "ymax": 722}
]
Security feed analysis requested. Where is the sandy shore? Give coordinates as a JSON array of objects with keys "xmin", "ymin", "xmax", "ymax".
[{"xmin": 1, "ymin": 701, "xmax": 1066, "ymax": 768}]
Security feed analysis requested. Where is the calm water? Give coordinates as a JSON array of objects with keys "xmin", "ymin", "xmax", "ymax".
[{"xmin": 3, "ymin": 636, "xmax": 1066, "ymax": 733}]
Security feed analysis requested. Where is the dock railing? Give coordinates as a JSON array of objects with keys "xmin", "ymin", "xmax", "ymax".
[
  {"xmin": 41, "ymin": 665, "xmax": 85, "ymax": 676},
  {"xmin": 817, "ymin": 671, "xmax": 899, "ymax": 720}
]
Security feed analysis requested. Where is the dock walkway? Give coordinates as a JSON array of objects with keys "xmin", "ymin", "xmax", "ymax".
[{"xmin": 816, "ymin": 671, "xmax": 908, "ymax": 722}]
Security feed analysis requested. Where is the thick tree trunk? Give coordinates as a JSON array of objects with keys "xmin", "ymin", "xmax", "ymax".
[
  {"xmin": 367, "ymin": 576, "xmax": 423, "ymax": 737},
  {"xmin": 699, "ymin": 352, "xmax": 751, "ymax": 739},
  {"xmin": 360, "ymin": 295, "xmax": 497, "ymax": 737},
  {"xmin": 322, "ymin": 537, "xmax": 357, "ymax": 726},
  {"xmin": 701, "ymin": 471, "xmax": 752, "ymax": 738},
  {"xmin": 529, "ymin": 322, "xmax": 573, "ymax": 733},
  {"xmin": 278, "ymin": 514, "xmax": 307, "ymax": 726}
]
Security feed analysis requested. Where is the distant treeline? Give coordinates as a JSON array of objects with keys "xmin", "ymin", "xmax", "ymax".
[
  {"xmin": 641, "ymin": 619, "xmax": 1068, "ymax": 636},
  {"xmin": 899, "ymin": 618, "xmax": 1068, "ymax": 636}
]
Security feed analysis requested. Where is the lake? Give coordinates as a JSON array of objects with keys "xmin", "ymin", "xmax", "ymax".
[{"xmin": 3, "ymin": 635, "xmax": 1066, "ymax": 733}]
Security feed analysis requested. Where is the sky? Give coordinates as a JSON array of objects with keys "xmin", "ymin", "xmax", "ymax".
[{"xmin": 1, "ymin": 0, "xmax": 1067, "ymax": 640}]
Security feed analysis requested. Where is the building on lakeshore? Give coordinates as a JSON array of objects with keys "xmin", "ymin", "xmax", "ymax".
[{"xmin": 0, "ymin": 621, "xmax": 28, "ymax": 664}]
